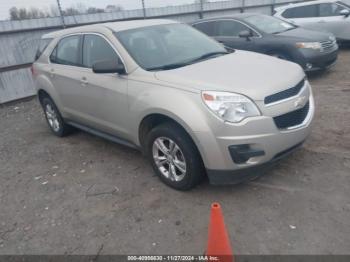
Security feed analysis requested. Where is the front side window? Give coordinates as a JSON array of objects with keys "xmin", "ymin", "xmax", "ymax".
[
  {"xmin": 337, "ymin": 1, "xmax": 350, "ymax": 9},
  {"xmin": 82, "ymin": 34, "xmax": 121, "ymax": 68},
  {"xmin": 282, "ymin": 5, "xmax": 319, "ymax": 18},
  {"xmin": 215, "ymin": 20, "xmax": 250, "ymax": 37},
  {"xmin": 244, "ymin": 15, "xmax": 295, "ymax": 34},
  {"xmin": 193, "ymin": 21, "xmax": 216, "ymax": 36},
  {"xmin": 115, "ymin": 23, "xmax": 227, "ymax": 71},
  {"xmin": 319, "ymin": 3, "xmax": 346, "ymax": 16},
  {"xmin": 50, "ymin": 35, "xmax": 81, "ymax": 66}
]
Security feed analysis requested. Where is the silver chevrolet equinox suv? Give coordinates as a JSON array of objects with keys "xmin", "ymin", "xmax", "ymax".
[{"xmin": 32, "ymin": 19, "xmax": 314, "ymax": 190}]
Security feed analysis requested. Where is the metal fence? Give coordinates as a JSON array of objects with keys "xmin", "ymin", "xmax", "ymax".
[{"xmin": 0, "ymin": 0, "xmax": 308, "ymax": 104}]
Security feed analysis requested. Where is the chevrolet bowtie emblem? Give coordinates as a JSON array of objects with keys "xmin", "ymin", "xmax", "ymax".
[{"xmin": 294, "ymin": 96, "xmax": 307, "ymax": 108}]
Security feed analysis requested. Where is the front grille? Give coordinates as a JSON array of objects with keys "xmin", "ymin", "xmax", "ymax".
[
  {"xmin": 273, "ymin": 101, "xmax": 310, "ymax": 129},
  {"xmin": 264, "ymin": 79, "xmax": 305, "ymax": 105},
  {"xmin": 320, "ymin": 40, "xmax": 337, "ymax": 52}
]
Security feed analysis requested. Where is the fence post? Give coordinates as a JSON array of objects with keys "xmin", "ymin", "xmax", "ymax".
[
  {"xmin": 56, "ymin": 0, "xmax": 65, "ymax": 28},
  {"xmin": 271, "ymin": 0, "xmax": 276, "ymax": 15},
  {"xmin": 141, "ymin": 0, "xmax": 146, "ymax": 18},
  {"xmin": 240, "ymin": 0, "xmax": 245, "ymax": 13},
  {"xmin": 198, "ymin": 0, "xmax": 204, "ymax": 19}
]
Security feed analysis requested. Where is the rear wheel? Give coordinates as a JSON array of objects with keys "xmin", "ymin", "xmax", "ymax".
[
  {"xmin": 146, "ymin": 122, "xmax": 204, "ymax": 190},
  {"xmin": 41, "ymin": 96, "xmax": 74, "ymax": 137}
]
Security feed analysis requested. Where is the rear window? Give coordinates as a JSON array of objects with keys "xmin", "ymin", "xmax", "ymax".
[{"xmin": 35, "ymin": 38, "xmax": 53, "ymax": 60}]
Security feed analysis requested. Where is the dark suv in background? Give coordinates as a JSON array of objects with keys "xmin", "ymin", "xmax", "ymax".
[{"xmin": 192, "ymin": 13, "xmax": 339, "ymax": 72}]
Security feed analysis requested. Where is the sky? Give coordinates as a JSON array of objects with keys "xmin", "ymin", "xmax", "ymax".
[{"xmin": 0, "ymin": 0, "xmax": 198, "ymax": 20}]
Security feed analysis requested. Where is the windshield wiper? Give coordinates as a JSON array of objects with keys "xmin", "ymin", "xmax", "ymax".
[
  {"xmin": 147, "ymin": 51, "xmax": 228, "ymax": 71},
  {"xmin": 147, "ymin": 62, "xmax": 191, "ymax": 71},
  {"xmin": 273, "ymin": 27, "xmax": 295, "ymax": 34},
  {"xmin": 188, "ymin": 51, "xmax": 229, "ymax": 64}
]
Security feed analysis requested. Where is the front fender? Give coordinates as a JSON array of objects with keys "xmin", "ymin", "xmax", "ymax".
[{"xmin": 127, "ymin": 79, "xmax": 220, "ymax": 167}]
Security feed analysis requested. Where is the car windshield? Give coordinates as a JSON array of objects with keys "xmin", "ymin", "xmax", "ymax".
[
  {"xmin": 244, "ymin": 15, "xmax": 296, "ymax": 34},
  {"xmin": 115, "ymin": 23, "xmax": 227, "ymax": 71}
]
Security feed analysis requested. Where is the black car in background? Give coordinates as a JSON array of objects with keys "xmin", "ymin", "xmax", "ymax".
[{"xmin": 191, "ymin": 13, "xmax": 339, "ymax": 71}]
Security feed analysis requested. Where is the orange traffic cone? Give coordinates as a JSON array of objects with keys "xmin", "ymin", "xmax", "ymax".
[{"xmin": 206, "ymin": 202, "xmax": 234, "ymax": 262}]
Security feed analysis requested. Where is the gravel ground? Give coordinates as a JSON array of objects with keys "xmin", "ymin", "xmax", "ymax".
[{"xmin": 0, "ymin": 49, "xmax": 349, "ymax": 255}]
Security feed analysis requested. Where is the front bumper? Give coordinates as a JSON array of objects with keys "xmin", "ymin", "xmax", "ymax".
[
  {"xmin": 297, "ymin": 48, "xmax": 338, "ymax": 72},
  {"xmin": 194, "ymin": 85, "xmax": 314, "ymax": 185},
  {"xmin": 207, "ymin": 141, "xmax": 304, "ymax": 185}
]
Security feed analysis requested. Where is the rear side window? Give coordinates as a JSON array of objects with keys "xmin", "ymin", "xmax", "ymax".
[
  {"xmin": 282, "ymin": 5, "xmax": 319, "ymax": 18},
  {"xmin": 193, "ymin": 21, "xmax": 216, "ymax": 36},
  {"xmin": 50, "ymin": 35, "xmax": 81, "ymax": 66},
  {"xmin": 82, "ymin": 34, "xmax": 121, "ymax": 68},
  {"xmin": 215, "ymin": 20, "xmax": 250, "ymax": 37},
  {"xmin": 35, "ymin": 38, "xmax": 52, "ymax": 60}
]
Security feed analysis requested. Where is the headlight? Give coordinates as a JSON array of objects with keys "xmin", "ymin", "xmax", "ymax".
[
  {"xmin": 295, "ymin": 42, "xmax": 322, "ymax": 50},
  {"xmin": 202, "ymin": 91, "xmax": 260, "ymax": 123}
]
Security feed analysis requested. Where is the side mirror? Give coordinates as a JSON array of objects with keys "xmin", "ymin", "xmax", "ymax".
[
  {"xmin": 92, "ymin": 60, "xmax": 126, "ymax": 74},
  {"xmin": 238, "ymin": 30, "xmax": 252, "ymax": 41},
  {"xmin": 340, "ymin": 9, "xmax": 350, "ymax": 17}
]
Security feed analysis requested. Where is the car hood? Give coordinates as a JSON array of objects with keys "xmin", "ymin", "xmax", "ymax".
[
  {"xmin": 276, "ymin": 27, "xmax": 333, "ymax": 42},
  {"xmin": 154, "ymin": 50, "xmax": 304, "ymax": 101}
]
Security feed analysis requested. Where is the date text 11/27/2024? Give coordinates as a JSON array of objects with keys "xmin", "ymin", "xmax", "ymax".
[{"xmin": 127, "ymin": 255, "xmax": 221, "ymax": 261}]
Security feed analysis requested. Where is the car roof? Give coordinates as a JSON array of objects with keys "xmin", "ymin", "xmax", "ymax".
[
  {"xmin": 191, "ymin": 12, "xmax": 264, "ymax": 23},
  {"xmin": 43, "ymin": 19, "xmax": 177, "ymax": 39},
  {"xmin": 275, "ymin": 0, "xmax": 339, "ymax": 11}
]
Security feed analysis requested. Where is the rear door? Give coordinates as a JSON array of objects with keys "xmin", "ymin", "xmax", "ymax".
[{"xmin": 49, "ymin": 34, "xmax": 87, "ymax": 122}]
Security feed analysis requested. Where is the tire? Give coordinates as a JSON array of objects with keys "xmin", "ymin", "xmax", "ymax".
[
  {"xmin": 41, "ymin": 96, "xmax": 74, "ymax": 137},
  {"xmin": 145, "ymin": 122, "xmax": 205, "ymax": 190}
]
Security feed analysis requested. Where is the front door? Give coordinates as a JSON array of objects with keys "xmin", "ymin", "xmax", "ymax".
[
  {"xmin": 213, "ymin": 20, "xmax": 257, "ymax": 51},
  {"xmin": 282, "ymin": 2, "xmax": 350, "ymax": 40},
  {"xmin": 281, "ymin": 4, "xmax": 319, "ymax": 28},
  {"xmin": 78, "ymin": 34, "xmax": 129, "ymax": 138},
  {"xmin": 316, "ymin": 2, "xmax": 350, "ymax": 40}
]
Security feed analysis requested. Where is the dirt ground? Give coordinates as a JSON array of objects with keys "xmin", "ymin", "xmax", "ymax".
[{"xmin": 0, "ymin": 50, "xmax": 349, "ymax": 256}]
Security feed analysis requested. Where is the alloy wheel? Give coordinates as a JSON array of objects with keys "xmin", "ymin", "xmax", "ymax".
[
  {"xmin": 45, "ymin": 104, "xmax": 60, "ymax": 132},
  {"xmin": 152, "ymin": 137, "xmax": 187, "ymax": 182}
]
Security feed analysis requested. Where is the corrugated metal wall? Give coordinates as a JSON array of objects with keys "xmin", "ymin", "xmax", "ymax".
[
  {"xmin": 0, "ymin": 0, "xmax": 307, "ymax": 104},
  {"xmin": 0, "ymin": 69, "xmax": 35, "ymax": 103}
]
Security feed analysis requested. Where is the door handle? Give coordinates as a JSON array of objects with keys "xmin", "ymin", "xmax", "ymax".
[
  {"xmin": 80, "ymin": 78, "xmax": 89, "ymax": 86},
  {"xmin": 318, "ymin": 20, "xmax": 326, "ymax": 23}
]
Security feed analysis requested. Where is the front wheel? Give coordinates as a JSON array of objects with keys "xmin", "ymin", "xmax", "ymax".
[{"xmin": 145, "ymin": 123, "xmax": 205, "ymax": 190}]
